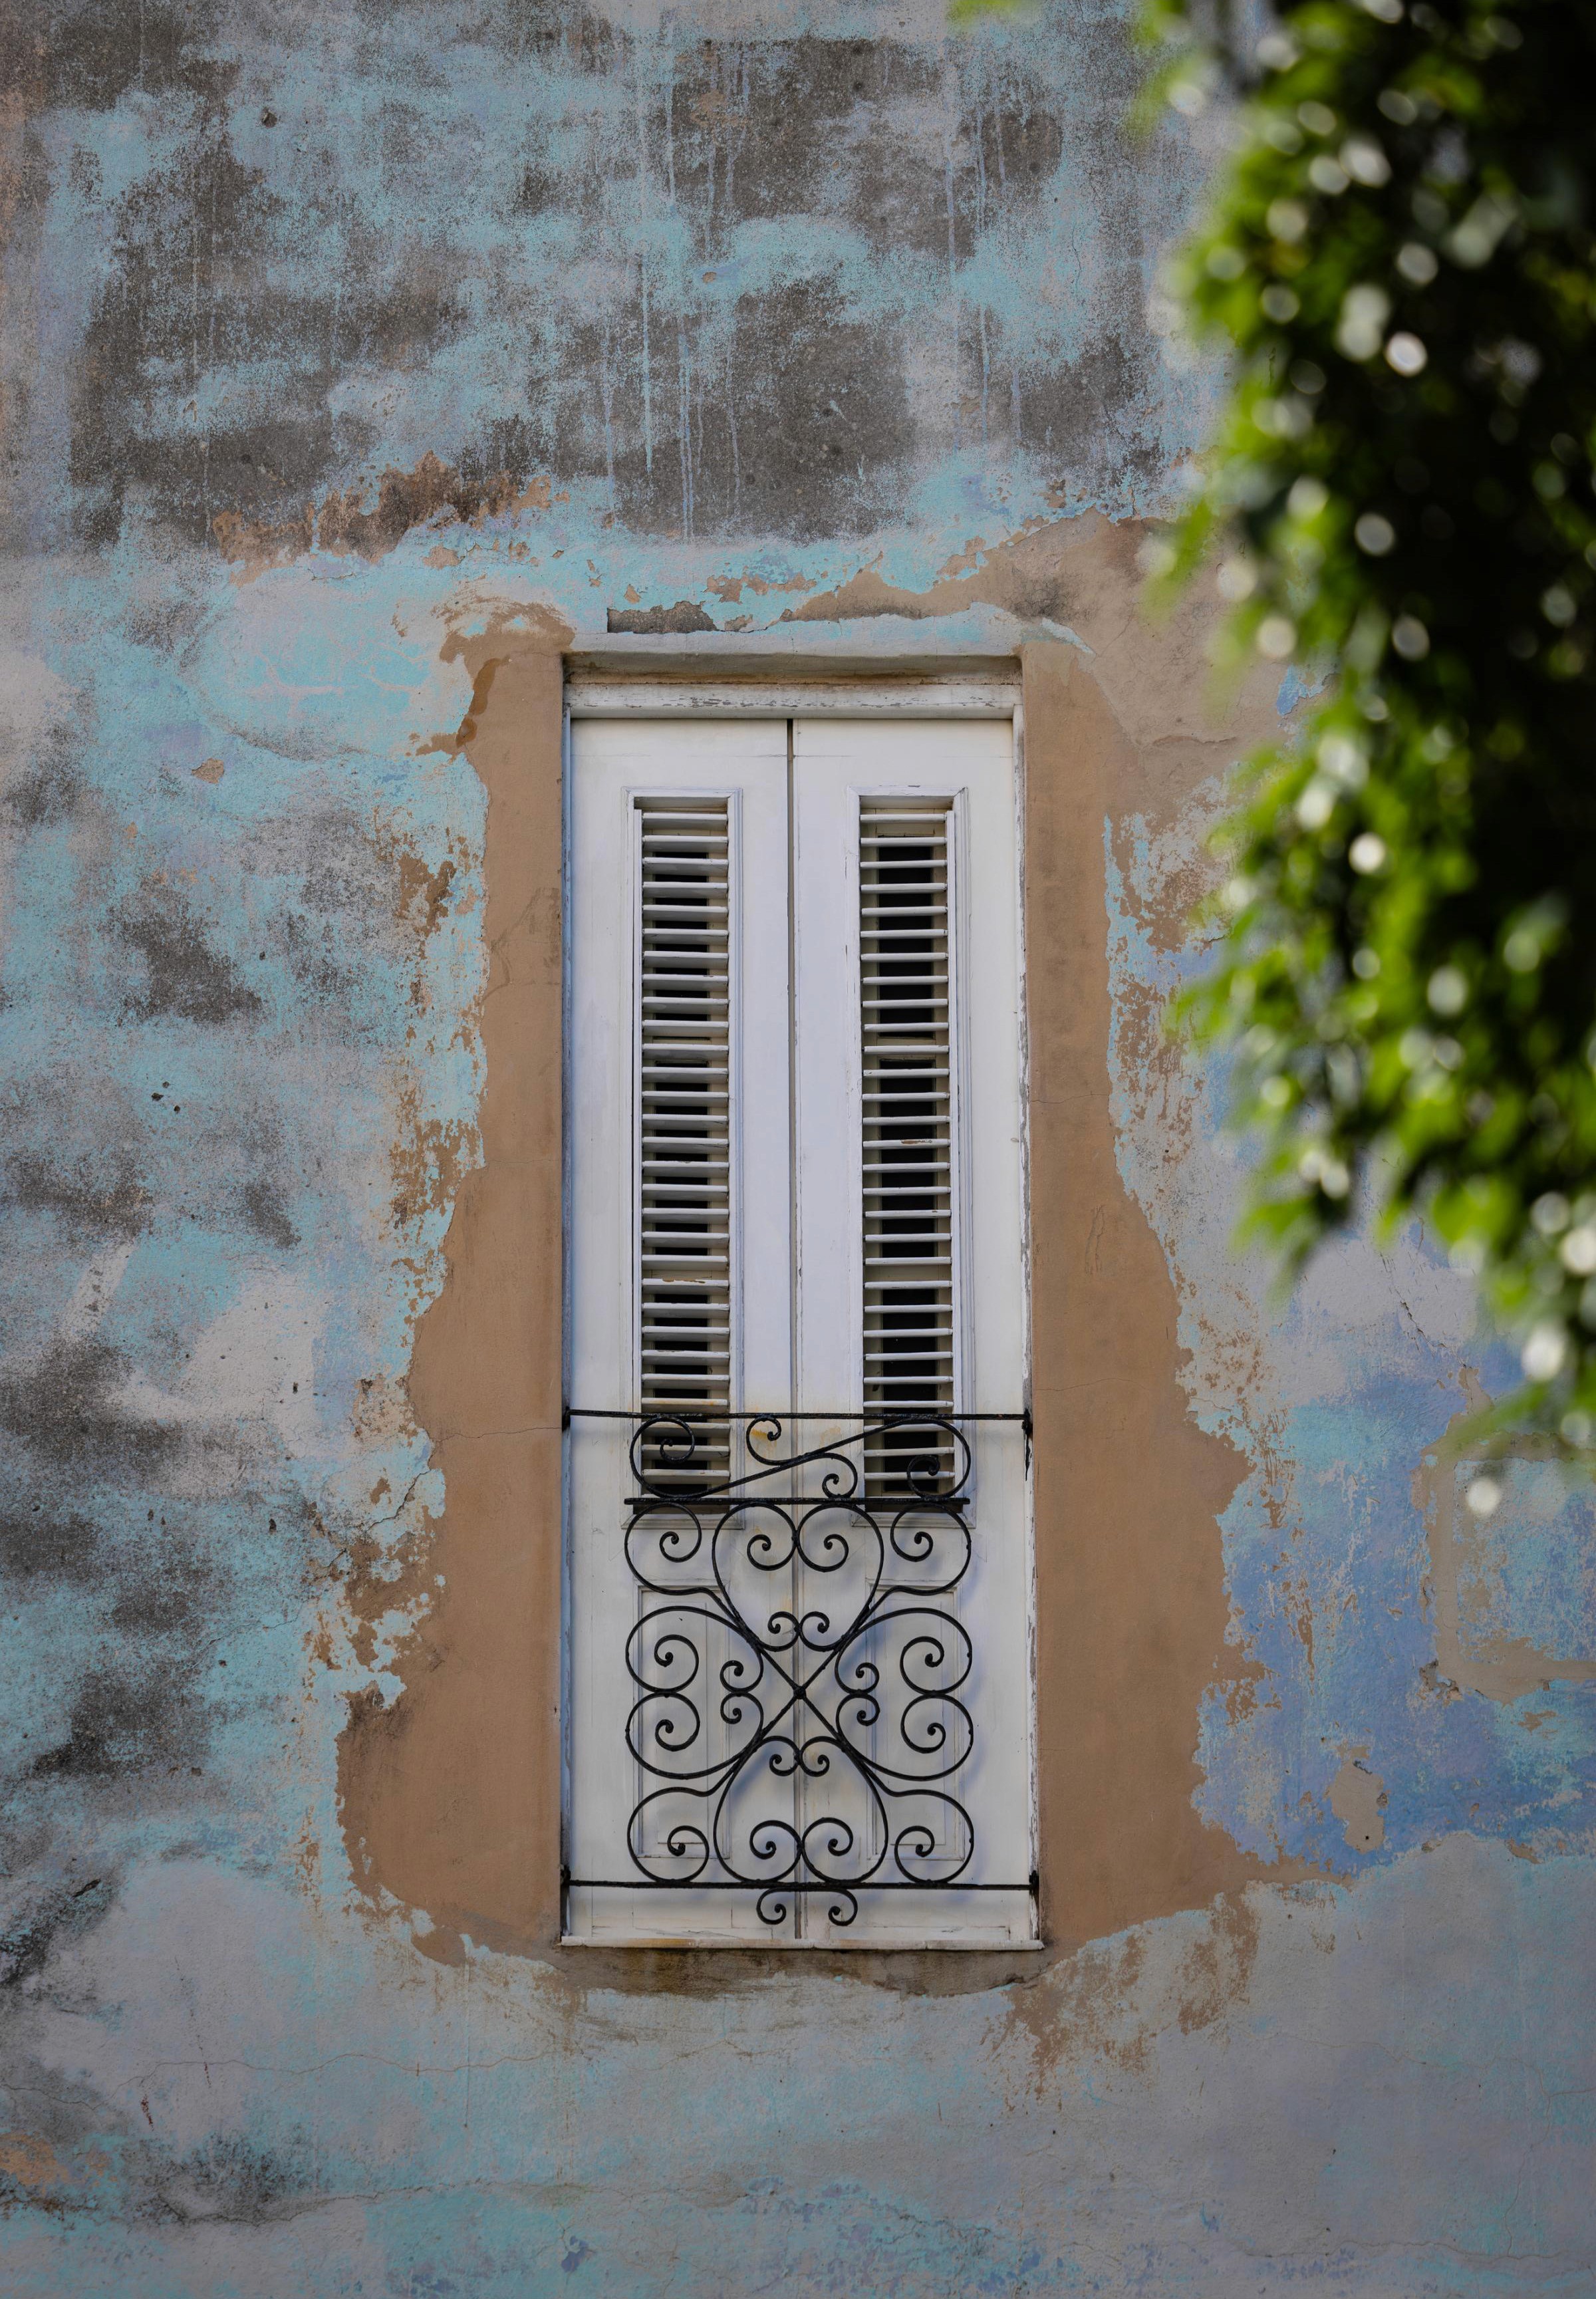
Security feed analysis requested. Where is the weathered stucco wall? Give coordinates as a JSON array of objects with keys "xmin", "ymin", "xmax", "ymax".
[{"xmin": 0, "ymin": 1, "xmax": 1592, "ymax": 2291}]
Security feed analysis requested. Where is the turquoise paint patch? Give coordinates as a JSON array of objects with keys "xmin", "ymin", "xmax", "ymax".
[
  {"xmin": 1103, "ymin": 814, "xmax": 1596, "ymax": 1875},
  {"xmin": 1, "ymin": 4, "xmax": 1591, "ymax": 2290}
]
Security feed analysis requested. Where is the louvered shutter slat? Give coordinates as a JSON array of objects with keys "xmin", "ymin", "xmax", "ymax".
[
  {"xmin": 636, "ymin": 796, "xmax": 733, "ymax": 1486},
  {"xmin": 859, "ymin": 797, "xmax": 957, "ymax": 1495}
]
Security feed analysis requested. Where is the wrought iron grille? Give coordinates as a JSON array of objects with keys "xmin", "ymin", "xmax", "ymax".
[{"xmin": 564, "ymin": 1407, "xmax": 1032, "ymax": 1931}]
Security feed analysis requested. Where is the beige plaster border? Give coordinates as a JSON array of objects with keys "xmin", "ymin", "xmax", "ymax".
[{"xmin": 336, "ymin": 622, "xmax": 1275, "ymax": 1977}]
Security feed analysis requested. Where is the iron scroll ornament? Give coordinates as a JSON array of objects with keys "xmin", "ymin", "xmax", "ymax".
[{"xmin": 564, "ymin": 1409, "xmax": 1033, "ymax": 1930}]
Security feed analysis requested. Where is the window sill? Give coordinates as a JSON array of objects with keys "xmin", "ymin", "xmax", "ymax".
[{"xmin": 559, "ymin": 1934, "xmax": 1045, "ymax": 1953}]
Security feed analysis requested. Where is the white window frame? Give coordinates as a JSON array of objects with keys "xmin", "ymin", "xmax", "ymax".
[{"xmin": 561, "ymin": 672, "xmax": 1036, "ymax": 1950}]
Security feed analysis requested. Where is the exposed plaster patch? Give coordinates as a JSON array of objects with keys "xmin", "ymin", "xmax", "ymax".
[
  {"xmin": 776, "ymin": 529, "xmax": 1087, "ymax": 626},
  {"xmin": 1003, "ymin": 1887, "xmax": 1265, "ymax": 2091},
  {"xmin": 606, "ymin": 599, "xmax": 718, "ymax": 634},
  {"xmin": 212, "ymin": 455, "xmax": 548, "ymax": 580},
  {"xmin": 1416, "ymin": 1373, "xmax": 1596, "ymax": 1703},
  {"xmin": 0, "ymin": 2131, "xmax": 70, "ymax": 2191},
  {"xmin": 388, "ymin": 1095, "xmax": 479, "ymax": 1240},
  {"xmin": 350, "ymin": 1372, "xmax": 418, "ymax": 1450},
  {"xmin": 337, "ymin": 614, "xmax": 572, "ymax": 1963},
  {"xmin": 706, "ymin": 570, "xmax": 813, "ymax": 602},
  {"xmin": 1025, "ymin": 645, "xmax": 1301, "ymax": 1955},
  {"xmin": 1327, "ymin": 1747, "xmax": 1387, "ymax": 1854}
]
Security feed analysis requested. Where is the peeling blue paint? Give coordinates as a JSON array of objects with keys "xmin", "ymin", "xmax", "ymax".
[
  {"xmin": 1105, "ymin": 813, "xmax": 1596, "ymax": 1879},
  {"xmin": 0, "ymin": 0, "xmax": 1592, "ymax": 2290}
]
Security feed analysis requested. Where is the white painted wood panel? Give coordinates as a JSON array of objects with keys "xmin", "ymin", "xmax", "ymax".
[
  {"xmin": 791, "ymin": 718, "xmax": 1031, "ymax": 1947},
  {"xmin": 566, "ymin": 712, "xmax": 1033, "ymax": 1948},
  {"xmin": 567, "ymin": 719, "xmax": 791, "ymax": 1943}
]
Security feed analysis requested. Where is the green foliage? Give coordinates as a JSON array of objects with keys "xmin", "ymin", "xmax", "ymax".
[{"xmin": 1146, "ymin": 0, "xmax": 1596, "ymax": 1438}]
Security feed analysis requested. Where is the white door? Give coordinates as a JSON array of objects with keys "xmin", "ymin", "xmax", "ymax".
[{"xmin": 565, "ymin": 712, "xmax": 1033, "ymax": 1947}]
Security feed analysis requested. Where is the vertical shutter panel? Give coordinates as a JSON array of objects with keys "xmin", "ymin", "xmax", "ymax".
[
  {"xmin": 573, "ymin": 714, "xmax": 1031, "ymax": 1949},
  {"xmin": 636, "ymin": 795, "xmax": 732, "ymax": 1488},
  {"xmin": 859, "ymin": 798, "xmax": 957, "ymax": 1494}
]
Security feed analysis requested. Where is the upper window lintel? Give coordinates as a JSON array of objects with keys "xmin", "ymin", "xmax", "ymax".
[{"xmin": 565, "ymin": 669, "xmax": 1020, "ymax": 721}]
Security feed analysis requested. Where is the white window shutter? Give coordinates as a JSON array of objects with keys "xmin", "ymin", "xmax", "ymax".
[
  {"xmin": 567, "ymin": 721, "xmax": 791, "ymax": 1945},
  {"xmin": 567, "ymin": 712, "xmax": 1033, "ymax": 1949},
  {"xmin": 789, "ymin": 718, "xmax": 1031, "ymax": 1948}
]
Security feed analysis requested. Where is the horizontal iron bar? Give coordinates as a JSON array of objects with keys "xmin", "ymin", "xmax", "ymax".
[
  {"xmin": 624, "ymin": 1495, "xmax": 966, "ymax": 1510},
  {"xmin": 567, "ymin": 1407, "xmax": 1027, "ymax": 1421},
  {"xmin": 565, "ymin": 1877, "xmax": 1035, "ymax": 1893}
]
